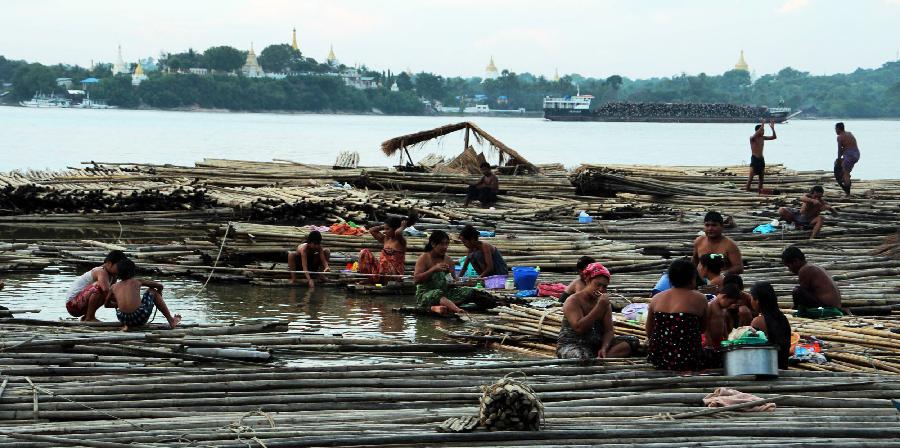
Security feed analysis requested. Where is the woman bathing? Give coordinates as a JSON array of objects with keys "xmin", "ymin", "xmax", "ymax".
[{"xmin": 557, "ymin": 262, "xmax": 637, "ymax": 360}]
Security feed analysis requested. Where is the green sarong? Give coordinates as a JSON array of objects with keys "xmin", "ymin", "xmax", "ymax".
[
  {"xmin": 794, "ymin": 306, "xmax": 844, "ymax": 319},
  {"xmin": 416, "ymin": 271, "xmax": 476, "ymax": 309}
]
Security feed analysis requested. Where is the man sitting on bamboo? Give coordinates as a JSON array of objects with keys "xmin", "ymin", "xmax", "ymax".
[
  {"xmin": 781, "ymin": 246, "xmax": 844, "ymax": 317},
  {"xmin": 778, "ymin": 185, "xmax": 838, "ymax": 240},
  {"xmin": 692, "ymin": 211, "xmax": 743, "ymax": 276},
  {"xmin": 557, "ymin": 262, "xmax": 638, "ymax": 360},
  {"xmin": 464, "ymin": 162, "xmax": 499, "ymax": 208}
]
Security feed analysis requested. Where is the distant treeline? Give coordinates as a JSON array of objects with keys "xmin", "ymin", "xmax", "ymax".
[{"xmin": 2, "ymin": 46, "xmax": 900, "ymax": 117}]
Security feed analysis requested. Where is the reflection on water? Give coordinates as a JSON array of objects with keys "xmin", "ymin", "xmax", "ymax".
[{"xmin": 0, "ymin": 266, "xmax": 462, "ymax": 343}]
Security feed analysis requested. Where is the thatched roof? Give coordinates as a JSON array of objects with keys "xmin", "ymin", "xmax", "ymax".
[{"xmin": 380, "ymin": 122, "xmax": 537, "ymax": 172}]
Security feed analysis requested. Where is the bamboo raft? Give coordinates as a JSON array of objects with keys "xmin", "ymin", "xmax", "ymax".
[
  {"xmin": 1, "ymin": 156, "xmax": 900, "ymax": 446},
  {"xmin": 0, "ymin": 318, "xmax": 899, "ymax": 447}
]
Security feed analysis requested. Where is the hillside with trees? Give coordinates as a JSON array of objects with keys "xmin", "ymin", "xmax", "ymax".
[{"xmin": 2, "ymin": 48, "xmax": 899, "ymax": 117}]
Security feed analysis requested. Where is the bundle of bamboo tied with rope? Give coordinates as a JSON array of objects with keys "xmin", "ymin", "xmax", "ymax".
[{"xmin": 478, "ymin": 374, "xmax": 544, "ymax": 431}]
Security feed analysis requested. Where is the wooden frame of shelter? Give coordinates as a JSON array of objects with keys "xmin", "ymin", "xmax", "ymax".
[{"xmin": 380, "ymin": 122, "xmax": 538, "ymax": 174}]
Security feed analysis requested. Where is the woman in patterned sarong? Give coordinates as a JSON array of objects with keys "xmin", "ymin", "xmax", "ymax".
[{"xmin": 358, "ymin": 215, "xmax": 415, "ymax": 283}]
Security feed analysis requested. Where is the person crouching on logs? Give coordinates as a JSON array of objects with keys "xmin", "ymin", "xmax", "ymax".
[
  {"xmin": 557, "ymin": 262, "xmax": 638, "ymax": 360},
  {"xmin": 458, "ymin": 225, "xmax": 508, "ymax": 278},
  {"xmin": 358, "ymin": 214, "xmax": 416, "ymax": 284},
  {"xmin": 414, "ymin": 230, "xmax": 484, "ymax": 316},
  {"xmin": 558, "ymin": 255, "xmax": 595, "ymax": 303},
  {"xmin": 287, "ymin": 230, "xmax": 330, "ymax": 287},
  {"xmin": 108, "ymin": 258, "xmax": 181, "ymax": 331}
]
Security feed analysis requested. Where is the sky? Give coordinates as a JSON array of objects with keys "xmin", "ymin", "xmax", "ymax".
[{"xmin": 2, "ymin": 0, "xmax": 899, "ymax": 80}]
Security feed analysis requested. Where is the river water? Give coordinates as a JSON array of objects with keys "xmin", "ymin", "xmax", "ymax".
[{"xmin": 1, "ymin": 106, "xmax": 898, "ymax": 179}]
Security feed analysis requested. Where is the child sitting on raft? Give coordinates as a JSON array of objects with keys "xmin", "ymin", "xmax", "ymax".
[
  {"xmin": 108, "ymin": 258, "xmax": 181, "ymax": 331},
  {"xmin": 646, "ymin": 258, "xmax": 722, "ymax": 371},
  {"xmin": 559, "ymin": 256, "xmax": 595, "ymax": 303},
  {"xmin": 557, "ymin": 262, "xmax": 638, "ymax": 360},
  {"xmin": 414, "ymin": 230, "xmax": 486, "ymax": 316},
  {"xmin": 704, "ymin": 274, "xmax": 748, "ymax": 349},
  {"xmin": 458, "ymin": 225, "xmax": 508, "ymax": 278},
  {"xmin": 359, "ymin": 215, "xmax": 416, "ymax": 283}
]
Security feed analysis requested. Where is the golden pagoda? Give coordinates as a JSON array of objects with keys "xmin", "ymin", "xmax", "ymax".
[
  {"xmin": 552, "ymin": 68, "xmax": 560, "ymax": 82},
  {"xmin": 131, "ymin": 62, "xmax": 147, "ymax": 86},
  {"xmin": 734, "ymin": 50, "xmax": 749, "ymax": 72},
  {"xmin": 242, "ymin": 43, "xmax": 265, "ymax": 77},
  {"xmin": 327, "ymin": 45, "xmax": 337, "ymax": 65},
  {"xmin": 485, "ymin": 56, "xmax": 499, "ymax": 79},
  {"xmin": 291, "ymin": 27, "xmax": 299, "ymax": 51}
]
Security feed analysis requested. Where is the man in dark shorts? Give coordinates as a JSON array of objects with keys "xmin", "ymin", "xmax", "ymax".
[
  {"xmin": 464, "ymin": 162, "xmax": 499, "ymax": 208},
  {"xmin": 778, "ymin": 186, "xmax": 838, "ymax": 239},
  {"xmin": 745, "ymin": 119, "xmax": 777, "ymax": 193},
  {"xmin": 834, "ymin": 122, "xmax": 860, "ymax": 196}
]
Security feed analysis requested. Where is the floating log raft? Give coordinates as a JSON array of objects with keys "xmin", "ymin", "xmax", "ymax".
[
  {"xmin": 0, "ymin": 318, "xmax": 899, "ymax": 446},
  {"xmin": 462, "ymin": 304, "xmax": 900, "ymax": 374}
]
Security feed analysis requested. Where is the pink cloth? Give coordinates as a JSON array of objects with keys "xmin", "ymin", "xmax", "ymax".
[
  {"xmin": 582, "ymin": 262, "xmax": 611, "ymax": 281},
  {"xmin": 702, "ymin": 387, "xmax": 776, "ymax": 412},
  {"xmin": 537, "ymin": 283, "xmax": 567, "ymax": 298}
]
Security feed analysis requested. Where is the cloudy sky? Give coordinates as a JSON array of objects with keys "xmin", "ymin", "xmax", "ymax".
[{"xmin": 2, "ymin": 0, "xmax": 899, "ymax": 79}]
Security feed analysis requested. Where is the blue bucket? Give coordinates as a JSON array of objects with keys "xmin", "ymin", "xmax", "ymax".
[{"xmin": 512, "ymin": 266, "xmax": 540, "ymax": 290}]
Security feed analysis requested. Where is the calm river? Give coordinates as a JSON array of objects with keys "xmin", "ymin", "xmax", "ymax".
[{"xmin": 1, "ymin": 106, "xmax": 898, "ymax": 179}]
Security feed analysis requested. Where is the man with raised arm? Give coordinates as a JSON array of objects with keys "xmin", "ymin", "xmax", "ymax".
[{"xmin": 746, "ymin": 119, "xmax": 777, "ymax": 194}]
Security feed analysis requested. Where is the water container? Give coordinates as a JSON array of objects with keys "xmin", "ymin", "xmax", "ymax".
[
  {"xmin": 512, "ymin": 266, "xmax": 540, "ymax": 290},
  {"xmin": 578, "ymin": 214, "xmax": 593, "ymax": 224}
]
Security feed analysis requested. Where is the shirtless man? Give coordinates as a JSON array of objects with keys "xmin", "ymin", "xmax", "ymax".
[
  {"xmin": 692, "ymin": 211, "xmax": 743, "ymax": 276},
  {"xmin": 781, "ymin": 246, "xmax": 842, "ymax": 311},
  {"xmin": 834, "ymin": 122, "xmax": 860, "ymax": 196},
  {"xmin": 746, "ymin": 119, "xmax": 777, "ymax": 193},
  {"xmin": 778, "ymin": 185, "xmax": 838, "ymax": 239},
  {"xmin": 464, "ymin": 162, "xmax": 500, "ymax": 208}
]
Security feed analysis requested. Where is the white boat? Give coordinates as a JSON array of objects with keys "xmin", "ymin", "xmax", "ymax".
[
  {"xmin": 71, "ymin": 95, "xmax": 116, "ymax": 109},
  {"xmin": 19, "ymin": 93, "xmax": 71, "ymax": 108}
]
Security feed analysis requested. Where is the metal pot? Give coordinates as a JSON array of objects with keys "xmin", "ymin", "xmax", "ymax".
[{"xmin": 724, "ymin": 345, "xmax": 779, "ymax": 378}]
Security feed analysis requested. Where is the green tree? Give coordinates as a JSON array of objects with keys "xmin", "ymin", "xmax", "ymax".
[
  {"xmin": 258, "ymin": 44, "xmax": 298, "ymax": 73},
  {"xmin": 0, "ymin": 56, "xmax": 27, "ymax": 83},
  {"xmin": 162, "ymin": 49, "xmax": 203, "ymax": 72},
  {"xmin": 203, "ymin": 46, "xmax": 245, "ymax": 73},
  {"xmin": 93, "ymin": 75, "xmax": 140, "ymax": 108},
  {"xmin": 413, "ymin": 72, "xmax": 444, "ymax": 100},
  {"xmin": 11, "ymin": 63, "xmax": 57, "ymax": 100},
  {"xmin": 396, "ymin": 72, "xmax": 413, "ymax": 91}
]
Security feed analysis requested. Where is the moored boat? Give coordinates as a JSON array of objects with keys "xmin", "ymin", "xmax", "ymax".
[{"xmin": 543, "ymin": 95, "xmax": 797, "ymax": 123}]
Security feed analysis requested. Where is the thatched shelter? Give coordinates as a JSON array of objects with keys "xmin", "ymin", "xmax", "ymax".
[{"xmin": 380, "ymin": 122, "xmax": 538, "ymax": 173}]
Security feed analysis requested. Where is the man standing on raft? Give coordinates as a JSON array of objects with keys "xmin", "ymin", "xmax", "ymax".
[
  {"xmin": 834, "ymin": 122, "xmax": 860, "ymax": 196},
  {"xmin": 746, "ymin": 119, "xmax": 777, "ymax": 194}
]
